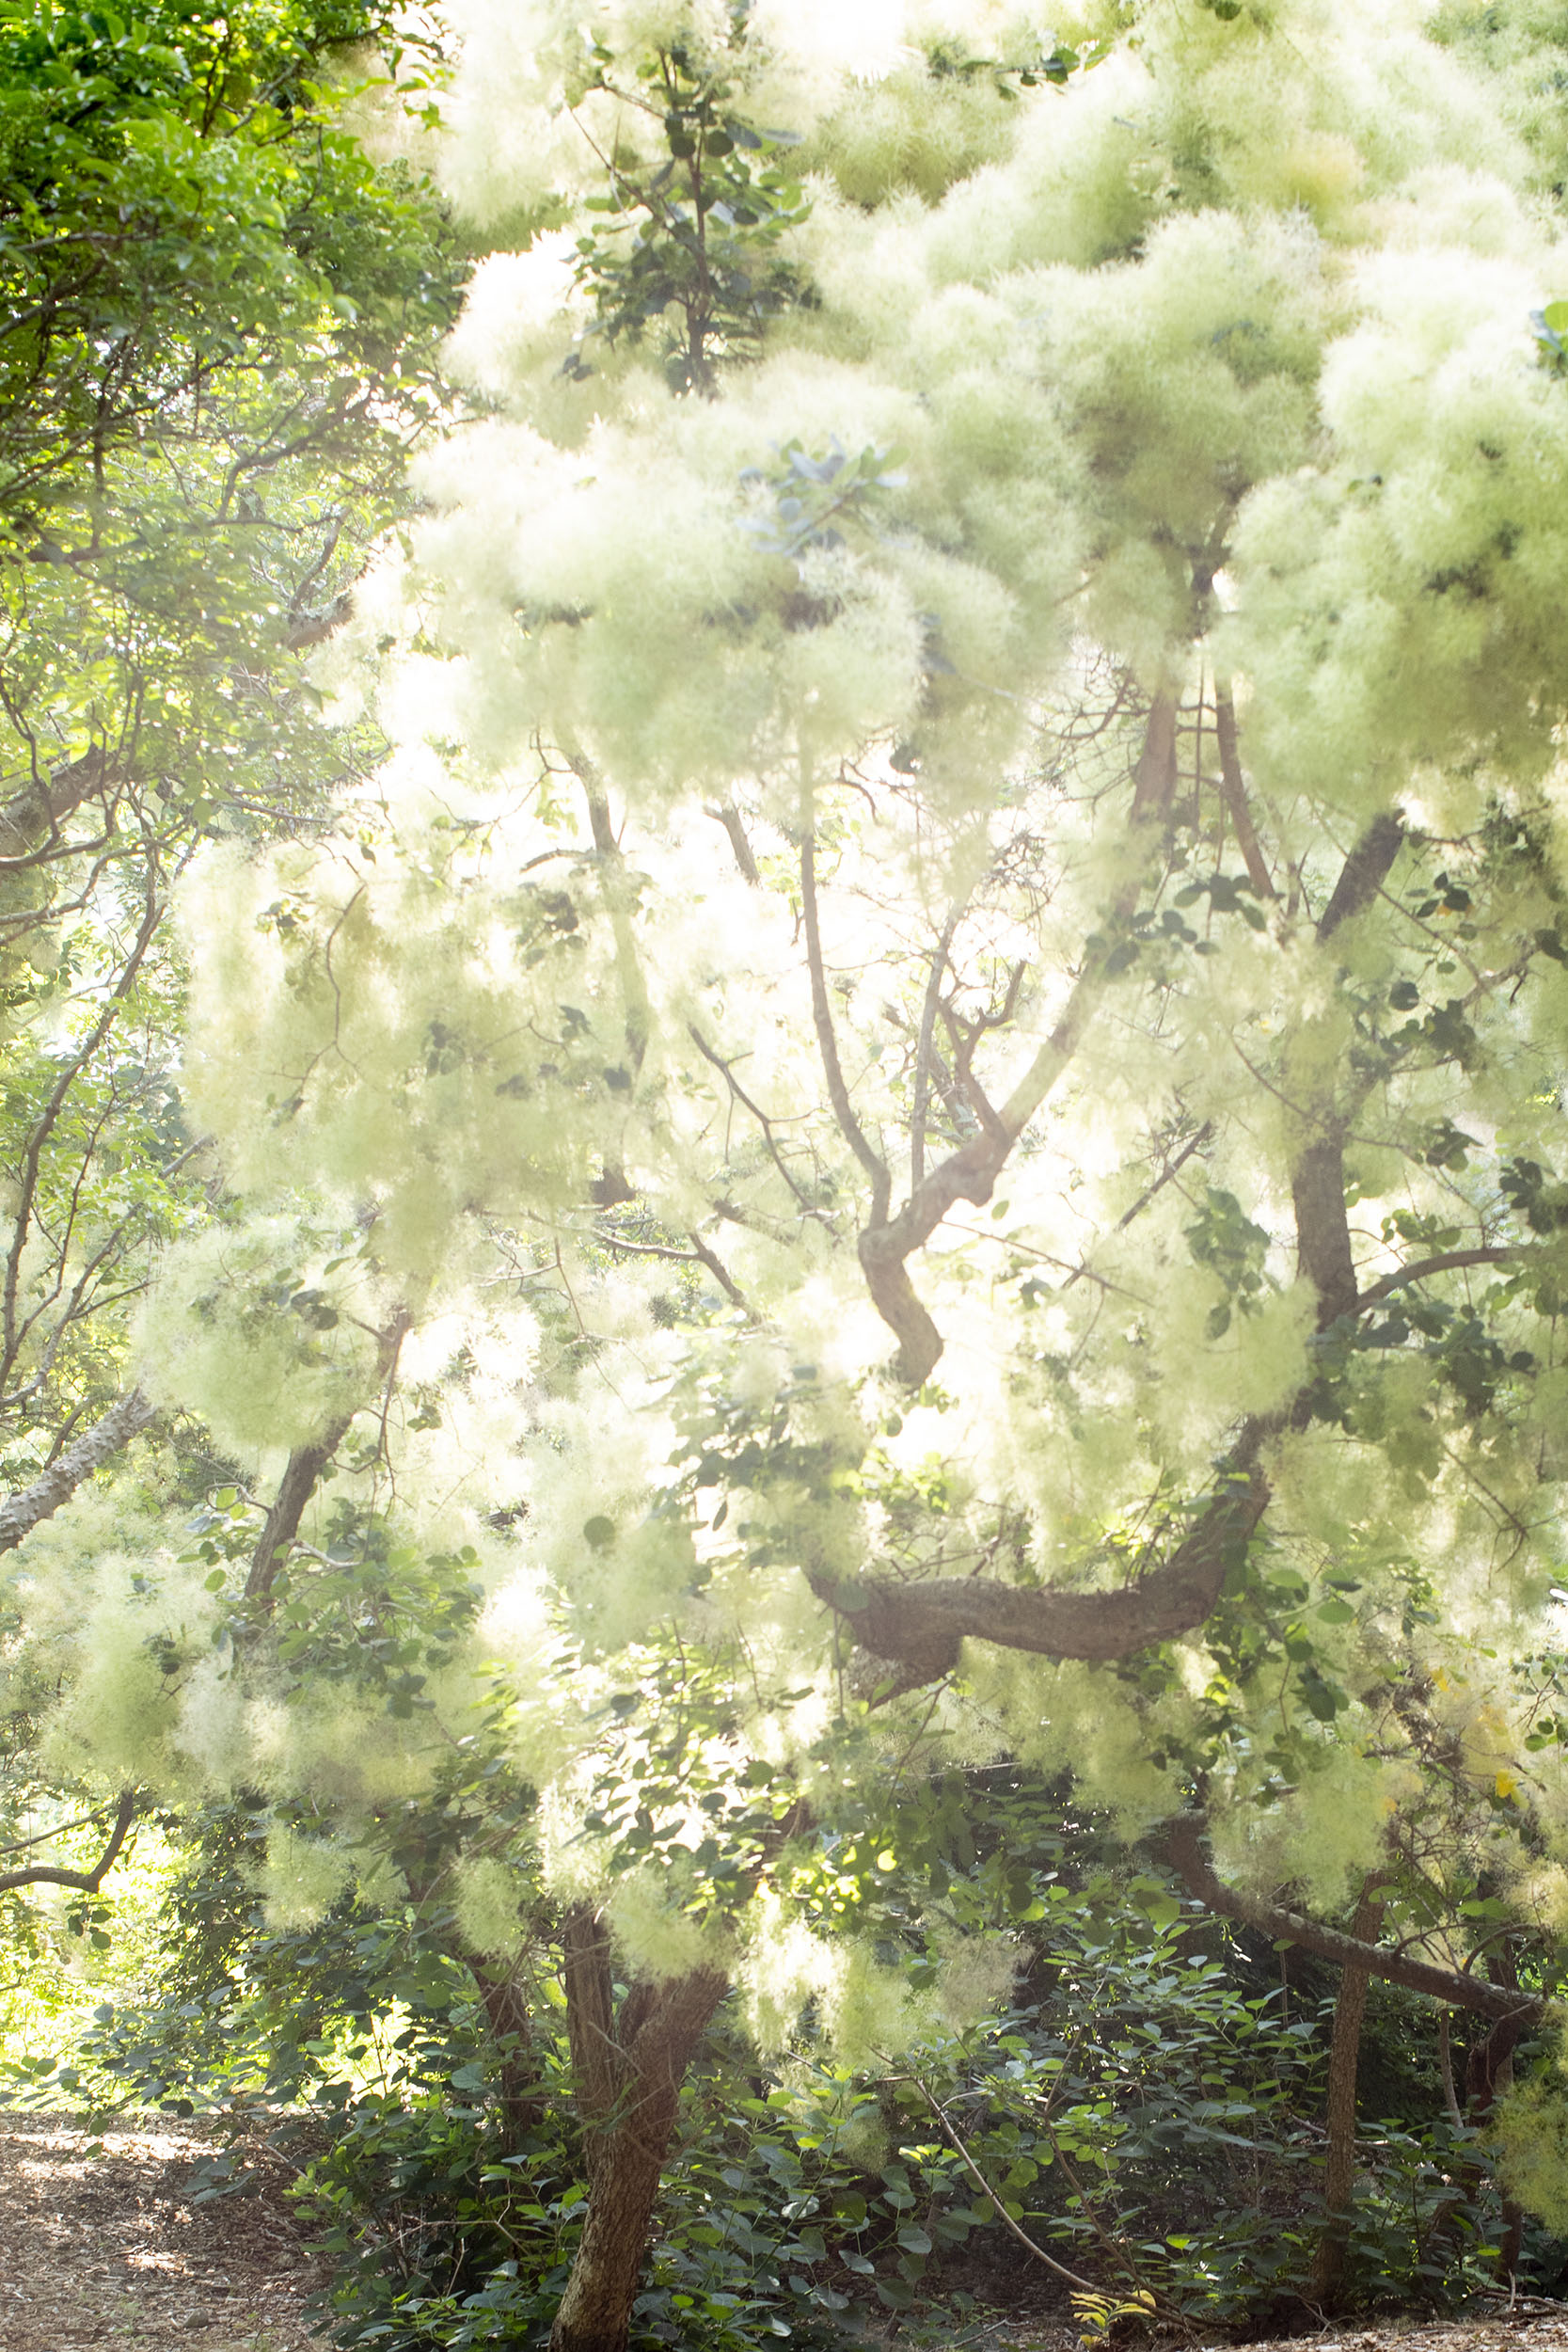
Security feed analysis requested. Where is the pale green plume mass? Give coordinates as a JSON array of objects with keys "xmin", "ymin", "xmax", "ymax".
[{"xmin": 21, "ymin": 0, "xmax": 1568, "ymax": 2117}]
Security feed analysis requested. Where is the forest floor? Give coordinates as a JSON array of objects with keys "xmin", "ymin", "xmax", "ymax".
[
  {"xmin": 4, "ymin": 2110, "xmax": 1568, "ymax": 2352},
  {"xmin": 0, "ymin": 2111, "xmax": 327, "ymax": 2350}
]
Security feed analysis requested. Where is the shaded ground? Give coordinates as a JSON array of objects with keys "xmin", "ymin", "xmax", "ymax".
[{"xmin": 0, "ymin": 2112, "xmax": 327, "ymax": 2351}]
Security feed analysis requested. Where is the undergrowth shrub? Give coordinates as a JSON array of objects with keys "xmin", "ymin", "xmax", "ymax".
[{"xmin": 4, "ymin": 1796, "xmax": 1551, "ymax": 2347}]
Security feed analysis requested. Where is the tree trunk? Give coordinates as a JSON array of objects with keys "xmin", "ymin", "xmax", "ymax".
[
  {"xmin": 1313, "ymin": 1877, "xmax": 1384, "ymax": 2306},
  {"xmin": 471, "ymin": 1961, "xmax": 546, "ymax": 2138},
  {"xmin": 1463, "ymin": 1943, "xmax": 1528, "ymax": 2290},
  {"xmin": 549, "ymin": 1904, "xmax": 727, "ymax": 2352},
  {"xmin": 1437, "ymin": 2009, "xmax": 1463, "ymax": 2128}
]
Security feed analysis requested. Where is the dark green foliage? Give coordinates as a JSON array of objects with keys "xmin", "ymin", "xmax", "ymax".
[
  {"xmin": 23, "ymin": 1784, "xmax": 1558, "ymax": 2350},
  {"xmin": 0, "ymin": 0, "xmax": 455, "ymax": 530},
  {"xmin": 565, "ymin": 27, "xmax": 810, "ymax": 394}
]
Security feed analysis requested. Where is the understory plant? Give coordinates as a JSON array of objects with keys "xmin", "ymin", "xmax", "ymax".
[{"xmin": 20, "ymin": 1798, "xmax": 1557, "ymax": 2350}]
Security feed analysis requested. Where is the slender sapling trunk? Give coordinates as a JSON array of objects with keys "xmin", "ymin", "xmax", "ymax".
[{"xmin": 1313, "ymin": 1877, "xmax": 1384, "ymax": 2306}]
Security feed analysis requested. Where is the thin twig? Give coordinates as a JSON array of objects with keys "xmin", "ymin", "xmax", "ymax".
[{"xmin": 905, "ymin": 2073, "xmax": 1102, "ymax": 2296}]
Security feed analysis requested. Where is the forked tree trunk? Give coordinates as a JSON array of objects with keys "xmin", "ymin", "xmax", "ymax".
[
  {"xmin": 549, "ymin": 1903, "xmax": 728, "ymax": 2352},
  {"xmin": 1313, "ymin": 1877, "xmax": 1384, "ymax": 2306}
]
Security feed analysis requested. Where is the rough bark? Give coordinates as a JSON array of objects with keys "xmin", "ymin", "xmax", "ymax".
[
  {"xmin": 245, "ymin": 1416, "xmax": 357, "ymax": 1599},
  {"xmin": 550, "ymin": 1904, "xmax": 728, "ymax": 2352},
  {"xmin": 1314, "ymin": 1877, "xmax": 1384, "ymax": 2304},
  {"xmin": 1316, "ymin": 812, "xmax": 1404, "ymax": 942},
  {"xmin": 0, "ymin": 1387, "xmax": 153, "ymax": 1558},
  {"xmin": 815, "ymin": 1444, "xmax": 1270, "ymax": 1685},
  {"xmin": 1292, "ymin": 1135, "xmax": 1359, "ymax": 1329}
]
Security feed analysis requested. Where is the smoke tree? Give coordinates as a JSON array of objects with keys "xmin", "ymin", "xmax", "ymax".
[{"xmin": 17, "ymin": 0, "xmax": 1568, "ymax": 2343}]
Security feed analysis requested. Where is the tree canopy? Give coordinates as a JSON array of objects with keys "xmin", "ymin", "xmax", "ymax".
[{"xmin": 10, "ymin": 3, "xmax": 1568, "ymax": 2347}]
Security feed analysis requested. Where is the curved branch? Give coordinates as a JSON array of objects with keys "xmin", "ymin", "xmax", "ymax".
[
  {"xmin": 911, "ymin": 2075, "xmax": 1104, "ymax": 2296},
  {"xmin": 817, "ymin": 1447, "xmax": 1271, "ymax": 1685},
  {"xmin": 826, "ymin": 811, "xmax": 1421, "ymax": 1672},
  {"xmin": 1359, "ymin": 1248, "xmax": 1520, "ymax": 1307},
  {"xmin": 0, "ymin": 1788, "xmax": 136, "ymax": 1897},
  {"xmin": 854, "ymin": 693, "xmax": 1180, "ymax": 1385},
  {"xmin": 1165, "ymin": 1817, "xmax": 1544, "ymax": 2026}
]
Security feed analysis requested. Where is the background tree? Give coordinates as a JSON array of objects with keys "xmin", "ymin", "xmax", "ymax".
[{"xmin": 0, "ymin": 0, "xmax": 465, "ymax": 1907}]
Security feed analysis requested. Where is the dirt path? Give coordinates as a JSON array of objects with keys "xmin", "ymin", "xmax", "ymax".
[
  {"xmin": 1209, "ymin": 2327, "xmax": 1568, "ymax": 2352},
  {"xmin": 0, "ymin": 2113, "xmax": 328, "ymax": 2351}
]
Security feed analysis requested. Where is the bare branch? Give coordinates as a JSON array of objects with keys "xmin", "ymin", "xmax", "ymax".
[
  {"xmin": 0, "ymin": 1802, "xmax": 121, "ymax": 1859},
  {"xmin": 283, "ymin": 592, "xmax": 352, "ymax": 652},
  {"xmin": 911, "ymin": 2076, "xmax": 1104, "ymax": 2296},
  {"xmin": 0, "ymin": 743, "xmax": 124, "ymax": 863},
  {"xmin": 705, "ymin": 802, "xmax": 759, "ymax": 885},
  {"xmin": 593, "ymin": 1224, "xmax": 752, "ymax": 1313},
  {"xmin": 1165, "ymin": 1817, "xmax": 1544, "ymax": 2026},
  {"xmin": 245, "ymin": 1310, "xmax": 411, "ymax": 1599},
  {"xmin": 1358, "ymin": 1248, "xmax": 1521, "ymax": 1307},
  {"xmin": 816, "ymin": 1440, "xmax": 1271, "ymax": 1686},
  {"xmin": 245, "ymin": 1422, "xmax": 356, "ymax": 1601},
  {"xmin": 858, "ymin": 692, "xmax": 1180, "ymax": 1384},
  {"xmin": 1212, "ymin": 682, "xmax": 1275, "ymax": 901},
  {"xmin": 0, "ymin": 1788, "xmax": 136, "ymax": 1898},
  {"xmin": 685, "ymin": 1230, "xmax": 752, "ymax": 1313},
  {"xmin": 824, "ymin": 787, "xmax": 1412, "ymax": 1667},
  {"xmin": 1, "ymin": 870, "xmax": 163, "ymax": 1378},
  {"xmin": 567, "ymin": 749, "xmax": 650, "ymax": 1076},
  {"xmin": 800, "ymin": 825, "xmax": 890, "ymax": 1216},
  {"xmin": 1317, "ymin": 811, "xmax": 1404, "ymax": 943},
  {"xmin": 911, "ymin": 912, "xmax": 958, "ymax": 1190},
  {"xmin": 688, "ymin": 1024, "xmax": 816, "ymax": 1212}
]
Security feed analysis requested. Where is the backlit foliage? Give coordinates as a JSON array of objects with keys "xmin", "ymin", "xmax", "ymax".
[{"xmin": 13, "ymin": 0, "xmax": 1568, "ymax": 2247}]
